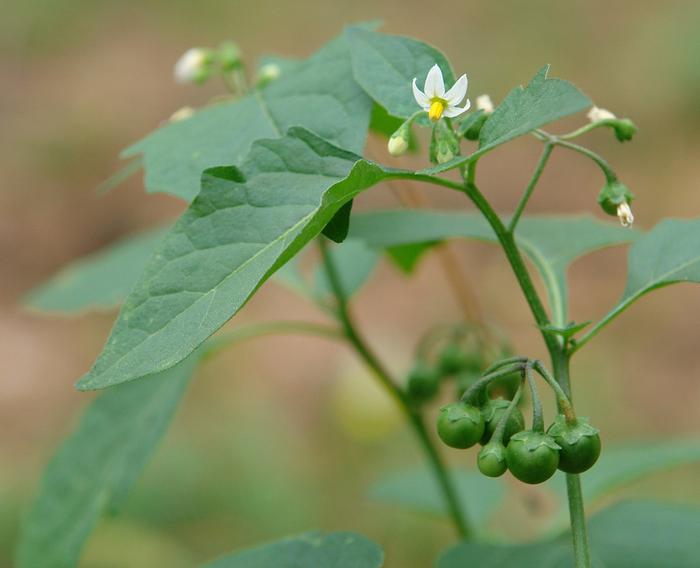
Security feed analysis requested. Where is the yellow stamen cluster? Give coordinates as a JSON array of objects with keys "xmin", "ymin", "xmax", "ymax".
[{"xmin": 429, "ymin": 99, "xmax": 446, "ymax": 121}]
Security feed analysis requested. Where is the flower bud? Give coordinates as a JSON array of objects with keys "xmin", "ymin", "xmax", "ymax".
[
  {"xmin": 430, "ymin": 120, "xmax": 460, "ymax": 164},
  {"xmin": 476, "ymin": 94, "xmax": 494, "ymax": 114},
  {"xmin": 169, "ymin": 106, "xmax": 195, "ymax": 123},
  {"xmin": 388, "ymin": 120, "xmax": 413, "ymax": 157},
  {"xmin": 598, "ymin": 180, "xmax": 635, "ymax": 227},
  {"xmin": 218, "ymin": 41, "xmax": 242, "ymax": 71},
  {"xmin": 256, "ymin": 63, "xmax": 281, "ymax": 88},
  {"xmin": 587, "ymin": 106, "xmax": 637, "ymax": 142},
  {"xmin": 174, "ymin": 47, "xmax": 214, "ymax": 85}
]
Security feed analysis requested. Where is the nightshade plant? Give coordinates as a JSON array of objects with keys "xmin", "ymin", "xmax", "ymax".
[{"xmin": 18, "ymin": 25, "xmax": 700, "ymax": 568}]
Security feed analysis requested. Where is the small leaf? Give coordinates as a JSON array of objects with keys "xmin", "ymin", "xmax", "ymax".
[
  {"xmin": 438, "ymin": 500, "xmax": 700, "ymax": 568},
  {"xmin": 25, "ymin": 227, "xmax": 169, "ymax": 313},
  {"xmin": 386, "ymin": 242, "xmax": 437, "ymax": 273},
  {"xmin": 15, "ymin": 352, "xmax": 200, "ymax": 568},
  {"xmin": 124, "ymin": 34, "xmax": 373, "ymax": 201},
  {"xmin": 369, "ymin": 467, "xmax": 505, "ymax": 531},
  {"xmin": 201, "ymin": 531, "xmax": 384, "ymax": 568},
  {"xmin": 322, "ymin": 199, "xmax": 354, "ymax": 243},
  {"xmin": 599, "ymin": 218, "xmax": 700, "ymax": 330},
  {"xmin": 347, "ymin": 27, "xmax": 454, "ymax": 119},
  {"xmin": 539, "ymin": 321, "xmax": 591, "ymax": 340},
  {"xmin": 77, "ymin": 129, "xmax": 400, "ymax": 391}
]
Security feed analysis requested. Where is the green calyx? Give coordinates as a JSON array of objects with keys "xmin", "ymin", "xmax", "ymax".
[
  {"xmin": 218, "ymin": 41, "xmax": 242, "ymax": 71},
  {"xmin": 597, "ymin": 179, "xmax": 634, "ymax": 216},
  {"xmin": 477, "ymin": 442, "xmax": 508, "ymax": 477}
]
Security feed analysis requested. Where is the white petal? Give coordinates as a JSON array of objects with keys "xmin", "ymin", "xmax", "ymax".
[
  {"xmin": 412, "ymin": 78, "xmax": 430, "ymax": 109},
  {"xmin": 424, "ymin": 64, "xmax": 445, "ymax": 98},
  {"xmin": 444, "ymin": 74, "xmax": 468, "ymax": 106},
  {"xmin": 442, "ymin": 99, "xmax": 471, "ymax": 118}
]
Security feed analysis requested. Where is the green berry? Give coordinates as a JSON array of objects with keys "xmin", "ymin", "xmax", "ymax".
[
  {"xmin": 547, "ymin": 415, "xmax": 601, "ymax": 474},
  {"xmin": 438, "ymin": 344, "xmax": 478, "ymax": 376},
  {"xmin": 436, "ymin": 402, "xmax": 485, "ymax": 449},
  {"xmin": 480, "ymin": 398, "xmax": 525, "ymax": 445},
  {"xmin": 478, "ymin": 442, "xmax": 507, "ymax": 477},
  {"xmin": 505, "ymin": 430, "xmax": 561, "ymax": 484},
  {"xmin": 406, "ymin": 362, "xmax": 440, "ymax": 401}
]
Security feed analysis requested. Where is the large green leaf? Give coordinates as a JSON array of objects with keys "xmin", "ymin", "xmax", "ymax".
[
  {"xmin": 202, "ymin": 531, "xmax": 384, "ymax": 568},
  {"xmin": 438, "ymin": 500, "xmax": 700, "ymax": 568},
  {"xmin": 347, "ymin": 27, "xmax": 454, "ymax": 119},
  {"xmin": 547, "ymin": 439, "xmax": 700, "ymax": 526},
  {"xmin": 580, "ymin": 218, "xmax": 700, "ymax": 344},
  {"xmin": 369, "ymin": 468, "xmax": 505, "ymax": 532},
  {"xmin": 25, "ymin": 227, "xmax": 168, "ymax": 313},
  {"xmin": 124, "ymin": 35, "xmax": 372, "ymax": 201},
  {"xmin": 349, "ymin": 210, "xmax": 634, "ymax": 325},
  {"xmin": 16, "ymin": 352, "xmax": 200, "ymax": 568},
  {"xmin": 77, "ymin": 129, "xmax": 399, "ymax": 391},
  {"xmin": 425, "ymin": 66, "xmax": 591, "ymax": 174}
]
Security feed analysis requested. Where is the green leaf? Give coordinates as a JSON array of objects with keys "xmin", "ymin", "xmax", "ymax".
[
  {"xmin": 439, "ymin": 500, "xmax": 700, "ymax": 568},
  {"xmin": 16, "ymin": 352, "xmax": 200, "ymax": 568},
  {"xmin": 549, "ymin": 439, "xmax": 700, "ymax": 513},
  {"xmin": 202, "ymin": 531, "xmax": 384, "ymax": 568},
  {"xmin": 346, "ymin": 27, "xmax": 454, "ymax": 119},
  {"xmin": 349, "ymin": 210, "xmax": 635, "ymax": 325},
  {"xmin": 124, "ymin": 35, "xmax": 372, "ymax": 201},
  {"xmin": 386, "ymin": 242, "xmax": 437, "ymax": 273},
  {"xmin": 322, "ymin": 199, "xmax": 354, "ymax": 243},
  {"xmin": 425, "ymin": 66, "xmax": 591, "ymax": 174},
  {"xmin": 589, "ymin": 219, "xmax": 700, "ymax": 339},
  {"xmin": 369, "ymin": 468, "xmax": 505, "ymax": 531},
  {"xmin": 77, "ymin": 128, "xmax": 398, "ymax": 391},
  {"xmin": 314, "ymin": 239, "xmax": 380, "ymax": 299},
  {"xmin": 25, "ymin": 227, "xmax": 168, "ymax": 313}
]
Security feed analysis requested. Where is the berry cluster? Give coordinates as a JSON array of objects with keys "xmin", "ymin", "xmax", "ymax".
[{"xmin": 435, "ymin": 358, "xmax": 601, "ymax": 484}]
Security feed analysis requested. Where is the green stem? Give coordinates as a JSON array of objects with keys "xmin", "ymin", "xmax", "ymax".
[
  {"xmin": 525, "ymin": 365, "xmax": 544, "ymax": 432},
  {"xmin": 532, "ymin": 360, "xmax": 576, "ymax": 423},
  {"xmin": 491, "ymin": 383, "xmax": 523, "ymax": 443},
  {"xmin": 509, "ymin": 143, "xmax": 553, "ymax": 232},
  {"xmin": 318, "ymin": 237, "xmax": 471, "ymax": 539},
  {"xmin": 552, "ymin": 352, "xmax": 591, "ymax": 567}
]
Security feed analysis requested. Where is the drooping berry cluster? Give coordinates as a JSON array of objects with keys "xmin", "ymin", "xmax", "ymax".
[{"xmin": 435, "ymin": 357, "xmax": 601, "ymax": 484}]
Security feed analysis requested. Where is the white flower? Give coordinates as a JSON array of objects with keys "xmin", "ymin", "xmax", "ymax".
[
  {"xmin": 476, "ymin": 94, "xmax": 494, "ymax": 114},
  {"xmin": 412, "ymin": 64, "xmax": 470, "ymax": 122},
  {"xmin": 616, "ymin": 202, "xmax": 634, "ymax": 227},
  {"xmin": 174, "ymin": 48, "xmax": 210, "ymax": 84},
  {"xmin": 587, "ymin": 106, "xmax": 616, "ymax": 123}
]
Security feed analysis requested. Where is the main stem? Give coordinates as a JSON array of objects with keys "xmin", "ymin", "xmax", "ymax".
[{"xmin": 318, "ymin": 238, "xmax": 470, "ymax": 539}]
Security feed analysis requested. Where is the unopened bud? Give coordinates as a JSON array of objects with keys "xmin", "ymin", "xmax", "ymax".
[
  {"xmin": 476, "ymin": 94, "xmax": 494, "ymax": 114},
  {"xmin": 174, "ymin": 47, "xmax": 213, "ymax": 85},
  {"xmin": 169, "ymin": 106, "xmax": 195, "ymax": 122},
  {"xmin": 430, "ymin": 120, "xmax": 460, "ymax": 164},
  {"xmin": 256, "ymin": 63, "xmax": 281, "ymax": 88},
  {"xmin": 616, "ymin": 202, "xmax": 634, "ymax": 228},
  {"xmin": 587, "ymin": 106, "xmax": 616, "ymax": 123},
  {"xmin": 598, "ymin": 179, "xmax": 635, "ymax": 226},
  {"xmin": 218, "ymin": 41, "xmax": 242, "ymax": 71}
]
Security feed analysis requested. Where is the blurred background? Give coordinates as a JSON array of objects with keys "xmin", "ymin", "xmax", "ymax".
[{"xmin": 2, "ymin": 1, "xmax": 700, "ymax": 566}]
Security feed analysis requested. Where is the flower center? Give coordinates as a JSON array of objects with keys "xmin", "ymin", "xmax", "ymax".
[{"xmin": 429, "ymin": 99, "xmax": 446, "ymax": 121}]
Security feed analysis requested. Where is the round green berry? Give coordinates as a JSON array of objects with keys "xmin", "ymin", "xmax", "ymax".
[
  {"xmin": 438, "ymin": 344, "xmax": 478, "ymax": 376},
  {"xmin": 480, "ymin": 397, "xmax": 525, "ymax": 445},
  {"xmin": 436, "ymin": 402, "xmax": 485, "ymax": 449},
  {"xmin": 547, "ymin": 415, "xmax": 601, "ymax": 474},
  {"xmin": 478, "ymin": 442, "xmax": 508, "ymax": 477},
  {"xmin": 505, "ymin": 430, "xmax": 561, "ymax": 484},
  {"xmin": 406, "ymin": 362, "xmax": 440, "ymax": 401}
]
